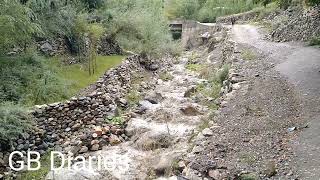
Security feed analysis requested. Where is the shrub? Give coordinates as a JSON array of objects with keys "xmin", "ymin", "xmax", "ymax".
[
  {"xmin": 0, "ymin": 0, "xmax": 42, "ymax": 54},
  {"xmin": 0, "ymin": 53, "xmax": 70, "ymax": 105},
  {"xmin": 305, "ymin": 0, "xmax": 320, "ymax": 5},
  {"xmin": 0, "ymin": 102, "xmax": 34, "ymax": 146},
  {"xmin": 276, "ymin": 0, "xmax": 293, "ymax": 9},
  {"xmin": 214, "ymin": 64, "xmax": 230, "ymax": 85},
  {"xmin": 27, "ymin": 0, "xmax": 78, "ymax": 39},
  {"xmin": 101, "ymin": 0, "xmax": 178, "ymax": 57},
  {"xmin": 309, "ymin": 36, "xmax": 320, "ymax": 46}
]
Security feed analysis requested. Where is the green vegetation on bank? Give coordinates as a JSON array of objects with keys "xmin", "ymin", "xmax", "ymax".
[
  {"xmin": 48, "ymin": 55, "xmax": 124, "ymax": 96},
  {"xmin": 0, "ymin": 0, "xmax": 179, "ymax": 145},
  {"xmin": 0, "ymin": 102, "xmax": 33, "ymax": 145},
  {"xmin": 0, "ymin": 54, "xmax": 123, "ymax": 106},
  {"xmin": 165, "ymin": 0, "xmax": 320, "ymax": 22},
  {"xmin": 165, "ymin": 0, "xmax": 265, "ymax": 22},
  {"xmin": 0, "ymin": 54, "xmax": 70, "ymax": 106}
]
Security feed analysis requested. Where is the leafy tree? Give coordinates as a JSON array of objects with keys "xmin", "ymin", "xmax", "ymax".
[{"xmin": 0, "ymin": 0, "xmax": 42, "ymax": 54}]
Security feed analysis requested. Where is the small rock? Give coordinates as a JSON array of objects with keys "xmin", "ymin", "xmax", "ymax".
[
  {"xmin": 192, "ymin": 145, "xmax": 204, "ymax": 153},
  {"xmin": 287, "ymin": 127, "xmax": 296, "ymax": 132},
  {"xmin": 72, "ymin": 123, "xmax": 81, "ymax": 130},
  {"xmin": 40, "ymin": 42, "xmax": 53, "ymax": 54},
  {"xmin": 178, "ymin": 161, "xmax": 186, "ymax": 172},
  {"xmin": 17, "ymin": 144, "xmax": 24, "ymax": 151},
  {"xmin": 109, "ymin": 134, "xmax": 121, "ymax": 145},
  {"xmin": 79, "ymin": 146, "xmax": 89, "ymax": 153},
  {"xmin": 148, "ymin": 64, "xmax": 159, "ymax": 71},
  {"xmin": 90, "ymin": 140, "xmax": 99, "ymax": 145},
  {"xmin": 264, "ymin": 161, "xmax": 277, "ymax": 177},
  {"xmin": 92, "ymin": 133, "xmax": 98, "ymax": 138},
  {"xmin": 0, "ymin": 157, "xmax": 5, "ymax": 166},
  {"xmin": 180, "ymin": 105, "xmax": 201, "ymax": 116},
  {"xmin": 184, "ymin": 86, "xmax": 197, "ymax": 97},
  {"xmin": 208, "ymin": 169, "xmax": 220, "ymax": 179},
  {"xmin": 94, "ymin": 126, "xmax": 103, "ymax": 136},
  {"xmin": 157, "ymin": 79, "xmax": 163, "ymax": 84},
  {"xmin": 91, "ymin": 144, "xmax": 99, "ymax": 151},
  {"xmin": 202, "ymin": 128, "xmax": 213, "ymax": 136},
  {"xmin": 145, "ymin": 92, "xmax": 163, "ymax": 104},
  {"xmin": 119, "ymin": 98, "xmax": 128, "ymax": 105},
  {"xmin": 65, "ymin": 127, "xmax": 71, "ymax": 132}
]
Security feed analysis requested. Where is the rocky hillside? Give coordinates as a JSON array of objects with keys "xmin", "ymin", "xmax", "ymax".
[{"xmin": 267, "ymin": 6, "xmax": 320, "ymax": 42}]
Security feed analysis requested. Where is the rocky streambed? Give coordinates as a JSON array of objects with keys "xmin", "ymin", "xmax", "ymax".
[{"xmin": 46, "ymin": 51, "xmax": 213, "ymax": 180}]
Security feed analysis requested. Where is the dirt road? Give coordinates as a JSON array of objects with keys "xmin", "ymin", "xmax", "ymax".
[{"xmin": 232, "ymin": 24, "xmax": 320, "ymax": 179}]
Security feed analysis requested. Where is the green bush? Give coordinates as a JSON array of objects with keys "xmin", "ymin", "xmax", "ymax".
[
  {"xmin": 0, "ymin": 0, "xmax": 42, "ymax": 54},
  {"xmin": 214, "ymin": 64, "xmax": 230, "ymax": 85},
  {"xmin": 276, "ymin": 0, "xmax": 292, "ymax": 9},
  {"xmin": 0, "ymin": 102, "xmax": 33, "ymax": 145},
  {"xmin": 0, "ymin": 53, "xmax": 70, "ymax": 105},
  {"xmin": 26, "ymin": 0, "xmax": 79, "ymax": 39},
  {"xmin": 101, "ymin": 0, "xmax": 179, "ymax": 57},
  {"xmin": 309, "ymin": 36, "xmax": 320, "ymax": 46}
]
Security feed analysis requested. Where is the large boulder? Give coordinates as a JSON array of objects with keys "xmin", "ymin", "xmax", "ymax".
[{"xmin": 40, "ymin": 42, "xmax": 54, "ymax": 56}]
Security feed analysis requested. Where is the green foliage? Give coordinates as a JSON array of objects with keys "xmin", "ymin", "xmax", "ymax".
[
  {"xmin": 101, "ymin": 0, "xmax": 178, "ymax": 57},
  {"xmin": 276, "ymin": 0, "xmax": 292, "ymax": 9},
  {"xmin": 186, "ymin": 64, "xmax": 204, "ymax": 72},
  {"xmin": 309, "ymin": 36, "xmax": 320, "ymax": 46},
  {"xmin": 159, "ymin": 72, "xmax": 174, "ymax": 81},
  {"xmin": 0, "ymin": 102, "xmax": 33, "ymax": 143},
  {"xmin": 214, "ymin": 64, "xmax": 230, "ymax": 85},
  {"xmin": 107, "ymin": 116, "xmax": 124, "ymax": 125},
  {"xmin": 239, "ymin": 173, "xmax": 258, "ymax": 180},
  {"xmin": 26, "ymin": 0, "xmax": 79, "ymax": 38},
  {"xmin": 81, "ymin": 0, "xmax": 104, "ymax": 10},
  {"xmin": 166, "ymin": 0, "xmax": 262, "ymax": 22},
  {"xmin": 166, "ymin": 0, "xmax": 200, "ymax": 20},
  {"xmin": 306, "ymin": 0, "xmax": 320, "ymax": 5},
  {"xmin": 0, "ymin": 54, "xmax": 70, "ymax": 105},
  {"xmin": 0, "ymin": 0, "xmax": 42, "ymax": 54},
  {"xmin": 126, "ymin": 89, "xmax": 141, "ymax": 107},
  {"xmin": 47, "ymin": 55, "xmax": 124, "ymax": 97}
]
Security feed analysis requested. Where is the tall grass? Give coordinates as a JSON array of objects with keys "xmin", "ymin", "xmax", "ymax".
[{"xmin": 48, "ymin": 55, "xmax": 124, "ymax": 96}]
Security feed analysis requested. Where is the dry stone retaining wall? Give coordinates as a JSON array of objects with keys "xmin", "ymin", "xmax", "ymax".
[
  {"xmin": 1, "ymin": 55, "xmax": 171, "ymax": 177},
  {"xmin": 216, "ymin": 11, "xmax": 260, "ymax": 24}
]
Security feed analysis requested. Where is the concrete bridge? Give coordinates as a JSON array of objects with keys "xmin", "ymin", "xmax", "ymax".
[{"xmin": 169, "ymin": 20, "xmax": 223, "ymax": 49}]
